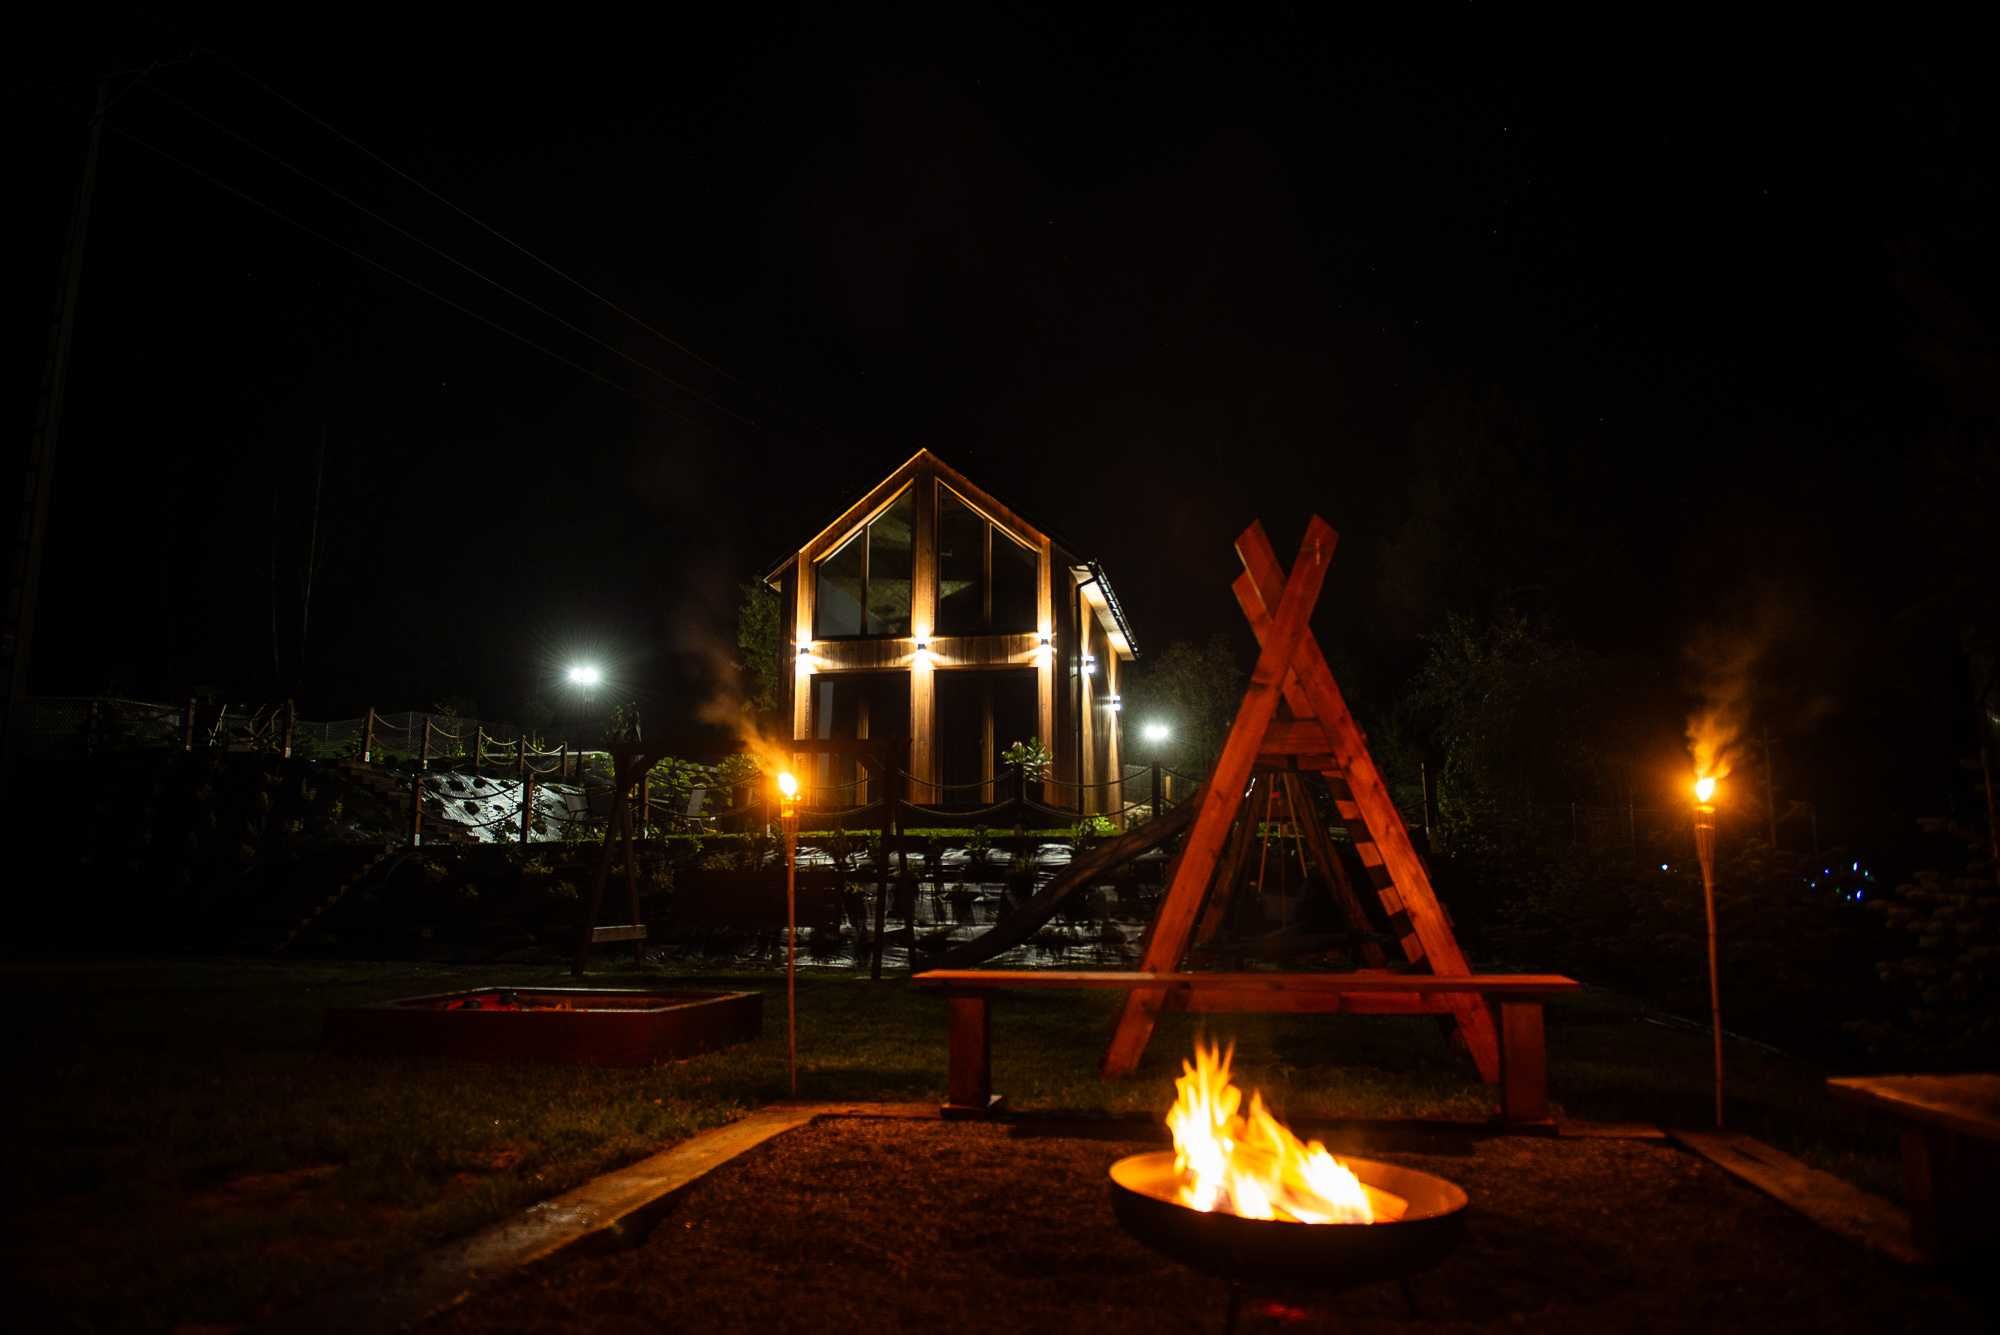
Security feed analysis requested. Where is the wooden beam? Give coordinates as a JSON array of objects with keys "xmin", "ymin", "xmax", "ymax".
[
  {"xmin": 1101, "ymin": 518, "xmax": 1338, "ymax": 1077},
  {"xmin": 1194, "ymin": 773, "xmax": 1263, "ymax": 947},
  {"xmin": 1284, "ymin": 770, "xmax": 1388, "ymax": 967}
]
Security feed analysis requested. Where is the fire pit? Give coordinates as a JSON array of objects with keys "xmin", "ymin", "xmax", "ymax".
[
  {"xmin": 324, "ymin": 987, "xmax": 760, "ymax": 1066},
  {"xmin": 1109, "ymin": 1041, "xmax": 1467, "ymax": 1305}
]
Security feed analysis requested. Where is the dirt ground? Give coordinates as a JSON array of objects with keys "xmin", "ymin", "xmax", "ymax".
[{"xmin": 432, "ymin": 1118, "xmax": 1986, "ymax": 1334}]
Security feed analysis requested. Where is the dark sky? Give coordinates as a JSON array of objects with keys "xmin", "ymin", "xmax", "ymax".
[{"xmin": 9, "ymin": 8, "xmax": 1996, "ymax": 829}]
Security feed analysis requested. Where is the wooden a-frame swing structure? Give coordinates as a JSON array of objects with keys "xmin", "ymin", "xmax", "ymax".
[{"xmin": 1099, "ymin": 515, "xmax": 1502, "ymax": 1082}]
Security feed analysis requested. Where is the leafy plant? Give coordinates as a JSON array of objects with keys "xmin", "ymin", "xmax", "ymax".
[{"xmin": 1001, "ymin": 738, "xmax": 1053, "ymax": 780}]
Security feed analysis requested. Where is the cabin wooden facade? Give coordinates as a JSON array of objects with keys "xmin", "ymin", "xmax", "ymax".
[{"xmin": 765, "ymin": 450, "xmax": 1137, "ymax": 813}]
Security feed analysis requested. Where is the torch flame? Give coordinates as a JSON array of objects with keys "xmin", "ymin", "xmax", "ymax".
[
  {"xmin": 1693, "ymin": 775, "xmax": 1716, "ymax": 804},
  {"xmin": 1165, "ymin": 1040, "xmax": 1402, "ymax": 1224},
  {"xmin": 776, "ymin": 772, "xmax": 799, "ymax": 800}
]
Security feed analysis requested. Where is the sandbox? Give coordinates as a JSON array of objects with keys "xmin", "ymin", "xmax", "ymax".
[{"xmin": 323, "ymin": 986, "xmax": 761, "ymax": 1065}]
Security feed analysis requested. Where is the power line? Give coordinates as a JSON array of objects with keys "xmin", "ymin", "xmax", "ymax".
[
  {"xmin": 109, "ymin": 123, "xmax": 697, "ymax": 422},
  {"xmin": 133, "ymin": 77, "xmax": 762, "ymax": 430},
  {"xmin": 201, "ymin": 45, "xmax": 770, "ymax": 401}
]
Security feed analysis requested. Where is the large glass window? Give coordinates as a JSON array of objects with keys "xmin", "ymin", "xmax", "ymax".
[
  {"xmin": 934, "ymin": 487, "xmax": 1039, "ymax": 635},
  {"xmin": 814, "ymin": 490, "xmax": 914, "ymax": 638},
  {"xmin": 936, "ymin": 490, "xmax": 986, "ymax": 635},
  {"xmin": 991, "ymin": 530, "xmax": 1038, "ymax": 633}
]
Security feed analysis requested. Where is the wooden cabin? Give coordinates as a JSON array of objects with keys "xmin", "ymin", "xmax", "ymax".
[{"xmin": 765, "ymin": 449, "xmax": 1137, "ymax": 814}]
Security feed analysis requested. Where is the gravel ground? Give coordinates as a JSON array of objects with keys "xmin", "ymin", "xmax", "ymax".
[{"xmin": 432, "ymin": 1118, "xmax": 1984, "ymax": 1334}]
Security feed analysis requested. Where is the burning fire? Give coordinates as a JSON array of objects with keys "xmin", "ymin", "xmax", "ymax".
[
  {"xmin": 776, "ymin": 771, "xmax": 799, "ymax": 800},
  {"xmin": 1693, "ymin": 775, "xmax": 1716, "ymax": 805},
  {"xmin": 1165, "ymin": 1040, "xmax": 1404, "ymax": 1224}
]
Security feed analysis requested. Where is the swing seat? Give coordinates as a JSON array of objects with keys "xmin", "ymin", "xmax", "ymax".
[{"xmin": 590, "ymin": 924, "xmax": 648, "ymax": 943}]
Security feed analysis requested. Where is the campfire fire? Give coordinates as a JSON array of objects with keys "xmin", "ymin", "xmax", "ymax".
[{"xmin": 1165, "ymin": 1040, "xmax": 1405, "ymax": 1225}]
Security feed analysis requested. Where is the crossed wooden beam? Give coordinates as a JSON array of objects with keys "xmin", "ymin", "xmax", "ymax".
[{"xmin": 1101, "ymin": 516, "xmax": 1503, "ymax": 1082}]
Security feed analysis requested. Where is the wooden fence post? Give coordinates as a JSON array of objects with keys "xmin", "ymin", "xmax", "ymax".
[
  {"xmin": 281, "ymin": 699, "xmax": 296, "ymax": 760},
  {"xmin": 471, "ymin": 727, "xmax": 483, "ymax": 776},
  {"xmin": 182, "ymin": 698, "xmax": 196, "ymax": 753},
  {"xmin": 410, "ymin": 721, "xmax": 431, "ymax": 848},
  {"xmin": 637, "ymin": 766, "xmax": 650, "ymax": 838},
  {"xmin": 871, "ymin": 760, "xmax": 893, "ymax": 981},
  {"xmin": 363, "ymin": 707, "xmax": 376, "ymax": 764},
  {"xmin": 558, "ymin": 741, "xmax": 568, "ymax": 783},
  {"xmin": 1151, "ymin": 760, "xmax": 1163, "ymax": 822},
  {"xmin": 516, "ymin": 735, "xmax": 526, "ymax": 779},
  {"xmin": 521, "ymin": 768, "xmax": 536, "ymax": 845}
]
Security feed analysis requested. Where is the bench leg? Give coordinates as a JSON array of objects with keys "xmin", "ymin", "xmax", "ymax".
[
  {"xmin": 1495, "ymin": 998, "xmax": 1550, "ymax": 1127},
  {"xmin": 943, "ymin": 993, "xmax": 1003, "ymax": 1118},
  {"xmin": 1902, "ymin": 1126, "xmax": 1997, "ymax": 1263}
]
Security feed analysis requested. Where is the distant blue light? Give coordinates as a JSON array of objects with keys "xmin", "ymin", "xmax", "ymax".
[
  {"xmin": 1856, "ymin": 890, "xmax": 1864, "ymax": 901},
  {"xmin": 1852, "ymin": 860, "xmax": 1859, "ymax": 872}
]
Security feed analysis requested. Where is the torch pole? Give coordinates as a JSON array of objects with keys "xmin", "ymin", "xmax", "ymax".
[
  {"xmin": 783, "ymin": 802, "xmax": 799, "ymax": 1099},
  {"xmin": 1694, "ymin": 802, "xmax": 1723, "ymax": 1129}
]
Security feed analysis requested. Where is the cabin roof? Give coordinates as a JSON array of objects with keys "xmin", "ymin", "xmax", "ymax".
[{"xmin": 762, "ymin": 448, "xmax": 1136, "ymax": 657}]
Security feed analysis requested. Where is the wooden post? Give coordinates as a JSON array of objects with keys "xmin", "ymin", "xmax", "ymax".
[
  {"xmin": 574, "ymin": 781, "xmax": 626, "ymax": 977},
  {"xmin": 1495, "ymin": 998, "xmax": 1549, "ymax": 1126},
  {"xmin": 637, "ymin": 766, "xmax": 651, "ymax": 838},
  {"xmin": 281, "ymin": 699, "xmax": 296, "ymax": 760},
  {"xmin": 785, "ymin": 799, "xmax": 798, "ymax": 1095},
  {"xmin": 516, "ymin": 734, "xmax": 526, "ymax": 779},
  {"xmin": 181, "ymin": 698, "xmax": 196, "ymax": 752},
  {"xmin": 471, "ymin": 727, "xmax": 483, "ymax": 776},
  {"xmin": 620, "ymin": 759, "xmax": 644, "ymax": 964},
  {"xmin": 410, "ymin": 721, "xmax": 431, "ymax": 848},
  {"xmin": 943, "ymin": 993, "xmax": 997, "ymax": 1116},
  {"xmin": 1419, "ymin": 759, "xmax": 1435, "ymax": 850},
  {"xmin": 521, "ymin": 767, "xmax": 536, "ymax": 845},
  {"xmin": 871, "ymin": 757, "xmax": 891, "ymax": 981},
  {"xmin": 558, "ymin": 741, "xmax": 568, "ymax": 783},
  {"xmin": 1695, "ymin": 805, "xmax": 1723, "ymax": 1128},
  {"xmin": 1151, "ymin": 760, "xmax": 1163, "ymax": 822},
  {"xmin": 363, "ymin": 707, "xmax": 376, "ymax": 765}
]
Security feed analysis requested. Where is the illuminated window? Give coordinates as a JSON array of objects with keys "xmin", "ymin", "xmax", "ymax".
[
  {"xmin": 815, "ymin": 490, "xmax": 914, "ymax": 637},
  {"xmin": 935, "ymin": 487, "xmax": 1038, "ymax": 635}
]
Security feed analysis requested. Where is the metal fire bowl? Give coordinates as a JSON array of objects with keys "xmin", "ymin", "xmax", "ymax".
[{"xmin": 1108, "ymin": 1151, "xmax": 1468, "ymax": 1289}]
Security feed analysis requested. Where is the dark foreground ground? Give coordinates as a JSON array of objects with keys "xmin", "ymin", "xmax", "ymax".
[{"xmin": 432, "ymin": 1118, "xmax": 1983, "ymax": 1335}]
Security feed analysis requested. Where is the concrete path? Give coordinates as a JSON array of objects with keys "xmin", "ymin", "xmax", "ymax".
[{"xmin": 272, "ymin": 1103, "xmax": 932, "ymax": 1334}]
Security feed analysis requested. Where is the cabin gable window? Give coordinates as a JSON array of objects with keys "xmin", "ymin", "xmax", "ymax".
[
  {"xmin": 935, "ymin": 487, "xmax": 1039, "ymax": 636},
  {"xmin": 814, "ymin": 489, "xmax": 914, "ymax": 638}
]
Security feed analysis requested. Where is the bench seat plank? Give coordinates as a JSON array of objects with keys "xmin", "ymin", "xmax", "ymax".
[
  {"xmin": 912, "ymin": 969, "xmax": 1579, "ymax": 995},
  {"xmin": 1827, "ymin": 1075, "xmax": 2000, "ymax": 1143}
]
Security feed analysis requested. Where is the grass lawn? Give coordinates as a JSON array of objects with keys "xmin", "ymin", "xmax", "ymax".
[{"xmin": 2, "ymin": 956, "xmax": 1905, "ymax": 1332}]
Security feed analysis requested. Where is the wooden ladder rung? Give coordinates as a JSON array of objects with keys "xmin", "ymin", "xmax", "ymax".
[{"xmin": 591, "ymin": 924, "xmax": 648, "ymax": 943}]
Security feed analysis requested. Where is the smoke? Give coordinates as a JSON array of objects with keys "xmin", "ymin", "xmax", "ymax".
[
  {"xmin": 1683, "ymin": 584, "xmax": 1812, "ymax": 781},
  {"xmin": 1684, "ymin": 630, "xmax": 1759, "ymax": 782},
  {"xmin": 672, "ymin": 577, "xmax": 794, "ymax": 777}
]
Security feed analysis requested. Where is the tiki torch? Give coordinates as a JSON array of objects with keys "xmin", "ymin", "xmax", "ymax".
[
  {"xmin": 1693, "ymin": 774, "xmax": 1723, "ymax": 1129},
  {"xmin": 777, "ymin": 770, "xmax": 801, "ymax": 1098}
]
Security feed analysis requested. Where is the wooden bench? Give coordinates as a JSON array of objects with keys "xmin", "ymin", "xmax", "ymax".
[
  {"xmin": 1828, "ymin": 1074, "xmax": 2000, "ymax": 1263},
  {"xmin": 911, "ymin": 969, "xmax": 1581, "ymax": 1127}
]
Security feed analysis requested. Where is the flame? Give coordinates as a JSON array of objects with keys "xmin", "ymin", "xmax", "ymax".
[
  {"xmin": 776, "ymin": 771, "xmax": 799, "ymax": 800},
  {"xmin": 1693, "ymin": 775, "xmax": 1716, "ymax": 804},
  {"xmin": 1165, "ymin": 1040, "xmax": 1402, "ymax": 1224}
]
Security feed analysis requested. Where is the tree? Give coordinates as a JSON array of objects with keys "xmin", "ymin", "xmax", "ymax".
[
  {"xmin": 735, "ymin": 580, "xmax": 782, "ymax": 725},
  {"xmin": 1119, "ymin": 634, "xmax": 1245, "ymax": 779},
  {"xmin": 1406, "ymin": 610, "xmax": 1596, "ymax": 857}
]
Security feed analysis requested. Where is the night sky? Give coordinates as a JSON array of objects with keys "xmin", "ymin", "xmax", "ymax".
[{"xmin": 10, "ymin": 9, "xmax": 1995, "ymax": 833}]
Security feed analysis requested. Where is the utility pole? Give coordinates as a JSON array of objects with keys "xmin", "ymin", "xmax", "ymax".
[{"xmin": 3, "ymin": 77, "xmax": 109, "ymax": 796}]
